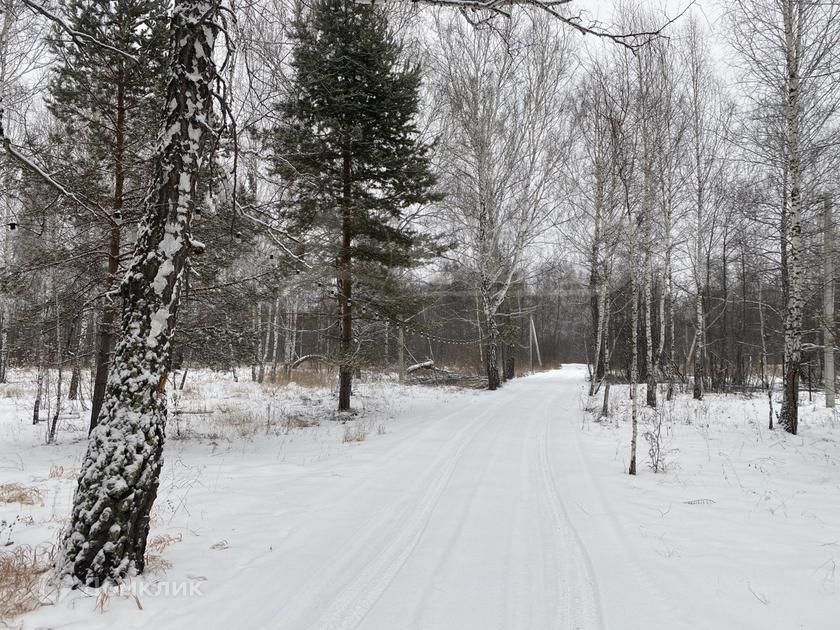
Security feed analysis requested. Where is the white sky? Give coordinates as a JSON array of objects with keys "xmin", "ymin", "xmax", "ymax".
[{"xmin": 573, "ymin": 0, "xmax": 738, "ymax": 87}]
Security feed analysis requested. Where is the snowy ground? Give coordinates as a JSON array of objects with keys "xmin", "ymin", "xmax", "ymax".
[{"xmin": 1, "ymin": 366, "xmax": 838, "ymax": 629}]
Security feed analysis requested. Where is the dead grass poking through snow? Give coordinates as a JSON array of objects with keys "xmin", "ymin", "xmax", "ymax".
[
  {"xmin": 0, "ymin": 484, "xmax": 42, "ymax": 505},
  {"xmin": 212, "ymin": 408, "xmax": 262, "ymax": 439},
  {"xmin": 146, "ymin": 533, "xmax": 182, "ymax": 555},
  {"xmin": 47, "ymin": 465, "xmax": 64, "ymax": 479},
  {"xmin": 0, "ymin": 544, "xmax": 53, "ymax": 621},
  {"xmin": 0, "ymin": 384, "xmax": 23, "ymax": 399},
  {"xmin": 267, "ymin": 369, "xmax": 335, "ymax": 389},
  {"xmin": 343, "ymin": 423, "xmax": 368, "ymax": 443},
  {"xmin": 143, "ymin": 533, "xmax": 182, "ymax": 576}
]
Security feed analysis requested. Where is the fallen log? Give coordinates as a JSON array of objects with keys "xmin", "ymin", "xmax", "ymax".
[
  {"xmin": 291, "ymin": 354, "xmax": 328, "ymax": 369},
  {"xmin": 406, "ymin": 360, "xmax": 435, "ymax": 373}
]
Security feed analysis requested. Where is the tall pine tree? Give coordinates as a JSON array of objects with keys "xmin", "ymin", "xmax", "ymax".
[
  {"xmin": 269, "ymin": 0, "xmax": 440, "ymax": 411},
  {"xmin": 47, "ymin": 0, "xmax": 169, "ymax": 430}
]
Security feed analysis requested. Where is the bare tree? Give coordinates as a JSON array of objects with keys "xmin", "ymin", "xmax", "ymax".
[
  {"xmin": 729, "ymin": 0, "xmax": 840, "ymax": 433},
  {"xmin": 824, "ymin": 193, "xmax": 835, "ymax": 408},
  {"xmin": 428, "ymin": 11, "xmax": 572, "ymax": 389},
  {"xmin": 684, "ymin": 16, "xmax": 729, "ymax": 401}
]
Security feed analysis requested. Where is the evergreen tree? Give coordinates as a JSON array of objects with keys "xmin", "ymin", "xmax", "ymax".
[
  {"xmin": 47, "ymin": 0, "xmax": 169, "ymax": 431},
  {"xmin": 269, "ymin": 0, "xmax": 440, "ymax": 411}
]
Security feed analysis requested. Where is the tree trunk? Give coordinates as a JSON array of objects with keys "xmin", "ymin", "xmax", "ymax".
[
  {"xmin": 824, "ymin": 193, "xmax": 834, "ymax": 408},
  {"xmin": 58, "ymin": 0, "xmax": 219, "ymax": 585},
  {"xmin": 759, "ymin": 280, "xmax": 769, "ymax": 391},
  {"xmin": 68, "ymin": 313, "xmax": 87, "ymax": 401},
  {"xmin": 590, "ymin": 165, "xmax": 604, "ymax": 381},
  {"xmin": 629, "ymin": 216, "xmax": 639, "ymax": 476},
  {"xmin": 397, "ymin": 325, "xmax": 405, "ymax": 383},
  {"xmin": 271, "ymin": 296, "xmax": 280, "ymax": 382},
  {"xmin": 600, "ymin": 294, "xmax": 612, "ymax": 419},
  {"xmin": 589, "ymin": 280, "xmax": 608, "ymax": 397},
  {"xmin": 90, "ymin": 225, "xmax": 120, "ymax": 432},
  {"xmin": 481, "ymin": 288, "xmax": 500, "ymax": 391},
  {"xmin": 48, "ymin": 281, "xmax": 62, "ymax": 444},
  {"xmin": 780, "ymin": 0, "xmax": 802, "ymax": 435},
  {"xmin": 90, "ymin": 72, "xmax": 127, "ymax": 433},
  {"xmin": 338, "ymin": 153, "xmax": 353, "ymax": 412},
  {"xmin": 483, "ymin": 310, "xmax": 501, "ymax": 390}
]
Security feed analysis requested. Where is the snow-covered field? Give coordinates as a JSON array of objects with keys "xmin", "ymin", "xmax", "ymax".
[{"xmin": 0, "ymin": 366, "xmax": 837, "ymax": 629}]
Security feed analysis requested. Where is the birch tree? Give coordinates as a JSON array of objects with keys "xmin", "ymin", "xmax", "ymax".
[
  {"xmin": 684, "ymin": 17, "xmax": 728, "ymax": 402},
  {"xmin": 429, "ymin": 11, "xmax": 571, "ymax": 389},
  {"xmin": 58, "ymin": 0, "xmax": 222, "ymax": 584},
  {"xmin": 824, "ymin": 193, "xmax": 835, "ymax": 408},
  {"xmin": 729, "ymin": 0, "xmax": 840, "ymax": 433}
]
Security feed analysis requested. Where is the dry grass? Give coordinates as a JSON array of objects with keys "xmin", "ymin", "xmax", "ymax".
[
  {"xmin": 267, "ymin": 369, "xmax": 335, "ymax": 389},
  {"xmin": 0, "ymin": 544, "xmax": 53, "ymax": 621},
  {"xmin": 143, "ymin": 554, "xmax": 174, "ymax": 575},
  {"xmin": 142, "ymin": 533, "xmax": 182, "ymax": 576},
  {"xmin": 0, "ymin": 384, "xmax": 23, "ymax": 399},
  {"xmin": 0, "ymin": 484, "xmax": 42, "ymax": 506},
  {"xmin": 146, "ymin": 533, "xmax": 182, "ymax": 555},
  {"xmin": 342, "ymin": 423, "xmax": 368, "ymax": 443},
  {"xmin": 283, "ymin": 413, "xmax": 319, "ymax": 430},
  {"xmin": 212, "ymin": 408, "xmax": 262, "ymax": 438}
]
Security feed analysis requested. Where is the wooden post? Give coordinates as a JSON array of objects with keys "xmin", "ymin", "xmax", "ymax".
[{"xmin": 529, "ymin": 316, "xmax": 542, "ymax": 367}]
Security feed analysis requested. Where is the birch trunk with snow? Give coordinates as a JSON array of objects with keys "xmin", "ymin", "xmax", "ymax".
[
  {"xmin": 59, "ymin": 0, "xmax": 219, "ymax": 585},
  {"xmin": 600, "ymin": 294, "xmax": 612, "ymax": 419},
  {"xmin": 824, "ymin": 193, "xmax": 834, "ymax": 408},
  {"xmin": 628, "ymin": 198, "xmax": 639, "ymax": 476},
  {"xmin": 780, "ymin": 0, "xmax": 803, "ymax": 434},
  {"xmin": 693, "ymin": 220, "xmax": 704, "ymax": 401},
  {"xmin": 283, "ymin": 294, "xmax": 298, "ymax": 372},
  {"xmin": 270, "ymin": 296, "xmax": 280, "ymax": 381},
  {"xmin": 258, "ymin": 301, "xmax": 272, "ymax": 384},
  {"xmin": 638, "ymin": 52, "xmax": 657, "ymax": 409}
]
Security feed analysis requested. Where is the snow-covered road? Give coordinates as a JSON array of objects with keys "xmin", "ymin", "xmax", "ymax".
[
  {"xmin": 11, "ymin": 365, "xmax": 838, "ymax": 629},
  {"xmin": 261, "ymin": 368, "xmax": 604, "ymax": 630}
]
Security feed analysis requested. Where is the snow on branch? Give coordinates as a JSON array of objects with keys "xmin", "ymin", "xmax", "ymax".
[{"xmin": 407, "ymin": 360, "xmax": 435, "ymax": 373}]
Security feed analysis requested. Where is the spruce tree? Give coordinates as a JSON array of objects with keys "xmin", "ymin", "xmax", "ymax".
[
  {"xmin": 47, "ymin": 0, "xmax": 169, "ymax": 431},
  {"xmin": 269, "ymin": 0, "xmax": 440, "ymax": 411}
]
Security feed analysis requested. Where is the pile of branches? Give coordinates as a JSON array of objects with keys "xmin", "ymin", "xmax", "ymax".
[{"xmin": 406, "ymin": 361, "xmax": 488, "ymax": 389}]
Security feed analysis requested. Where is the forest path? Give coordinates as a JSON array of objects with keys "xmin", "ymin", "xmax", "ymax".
[{"xmin": 261, "ymin": 367, "xmax": 610, "ymax": 630}]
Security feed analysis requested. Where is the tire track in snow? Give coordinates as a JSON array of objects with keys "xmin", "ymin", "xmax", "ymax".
[
  {"xmin": 538, "ymin": 411, "xmax": 606, "ymax": 630},
  {"xmin": 403, "ymin": 406, "xmax": 517, "ymax": 629},
  {"xmin": 306, "ymin": 404, "xmax": 491, "ymax": 630},
  {"xmin": 562, "ymin": 385, "xmax": 692, "ymax": 630},
  {"xmin": 269, "ymin": 398, "xmax": 494, "ymax": 630}
]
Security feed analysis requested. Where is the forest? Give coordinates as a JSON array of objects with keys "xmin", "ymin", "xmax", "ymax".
[{"xmin": 0, "ymin": 0, "xmax": 839, "ymax": 627}]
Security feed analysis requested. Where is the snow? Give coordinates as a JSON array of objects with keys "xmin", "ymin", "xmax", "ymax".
[{"xmin": 1, "ymin": 366, "xmax": 838, "ymax": 628}]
